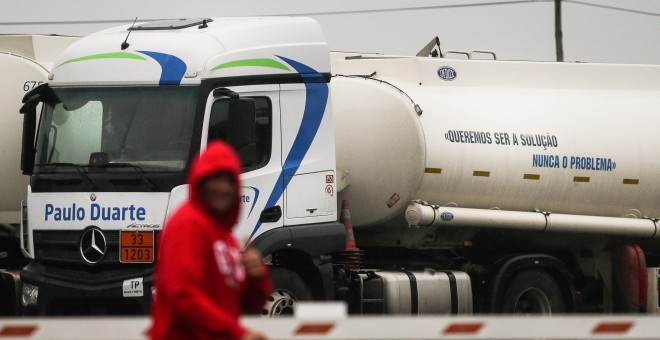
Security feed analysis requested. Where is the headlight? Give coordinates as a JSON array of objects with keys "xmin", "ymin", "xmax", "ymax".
[{"xmin": 22, "ymin": 283, "xmax": 39, "ymax": 307}]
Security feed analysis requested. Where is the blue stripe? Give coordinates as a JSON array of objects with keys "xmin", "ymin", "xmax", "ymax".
[
  {"xmin": 247, "ymin": 186, "xmax": 260, "ymax": 218},
  {"xmin": 249, "ymin": 56, "xmax": 329, "ymax": 239},
  {"xmin": 137, "ymin": 50, "xmax": 187, "ymax": 85}
]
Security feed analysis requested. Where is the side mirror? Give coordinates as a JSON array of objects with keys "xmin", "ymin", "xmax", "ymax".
[
  {"xmin": 20, "ymin": 84, "xmax": 59, "ymax": 175},
  {"xmin": 20, "ymin": 89, "xmax": 44, "ymax": 175},
  {"xmin": 227, "ymin": 98, "xmax": 257, "ymax": 167}
]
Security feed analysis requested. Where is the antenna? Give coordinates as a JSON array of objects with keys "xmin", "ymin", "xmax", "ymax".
[
  {"xmin": 121, "ymin": 17, "xmax": 138, "ymax": 50},
  {"xmin": 198, "ymin": 19, "xmax": 209, "ymax": 29}
]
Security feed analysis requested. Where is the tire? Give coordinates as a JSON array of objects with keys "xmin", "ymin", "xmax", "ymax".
[
  {"xmin": 262, "ymin": 267, "xmax": 313, "ymax": 317},
  {"xmin": 500, "ymin": 269, "xmax": 566, "ymax": 314}
]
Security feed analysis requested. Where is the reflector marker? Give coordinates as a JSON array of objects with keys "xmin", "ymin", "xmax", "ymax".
[
  {"xmin": 573, "ymin": 176, "xmax": 590, "ymax": 183},
  {"xmin": 473, "ymin": 171, "xmax": 490, "ymax": 177},
  {"xmin": 0, "ymin": 325, "xmax": 38, "ymax": 337},
  {"xmin": 623, "ymin": 178, "xmax": 639, "ymax": 185},
  {"xmin": 295, "ymin": 323, "xmax": 334, "ymax": 335},
  {"xmin": 443, "ymin": 322, "xmax": 484, "ymax": 335},
  {"xmin": 592, "ymin": 321, "xmax": 633, "ymax": 334},
  {"xmin": 523, "ymin": 174, "xmax": 540, "ymax": 180},
  {"xmin": 425, "ymin": 167, "xmax": 442, "ymax": 174}
]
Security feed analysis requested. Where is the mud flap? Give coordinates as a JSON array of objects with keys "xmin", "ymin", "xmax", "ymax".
[{"xmin": 613, "ymin": 244, "xmax": 647, "ymax": 313}]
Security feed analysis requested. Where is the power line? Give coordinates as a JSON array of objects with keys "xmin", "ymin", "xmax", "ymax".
[
  {"xmin": 290, "ymin": 0, "xmax": 660, "ymax": 18},
  {"xmin": 287, "ymin": 0, "xmax": 544, "ymax": 17},
  {"xmin": 289, "ymin": 0, "xmax": 660, "ymax": 18},
  {"xmin": 0, "ymin": 1, "xmax": 542, "ymax": 25},
  {"xmin": 565, "ymin": 0, "xmax": 660, "ymax": 17},
  {"xmin": 0, "ymin": 19, "xmax": 165, "ymax": 26},
  {"xmin": 1, "ymin": 0, "xmax": 658, "ymax": 26}
]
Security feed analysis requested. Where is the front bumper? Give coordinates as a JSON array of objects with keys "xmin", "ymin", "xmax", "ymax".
[{"xmin": 20, "ymin": 261, "xmax": 153, "ymax": 315}]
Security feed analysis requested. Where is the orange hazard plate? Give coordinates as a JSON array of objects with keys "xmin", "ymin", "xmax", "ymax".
[{"xmin": 120, "ymin": 230, "xmax": 154, "ymax": 263}]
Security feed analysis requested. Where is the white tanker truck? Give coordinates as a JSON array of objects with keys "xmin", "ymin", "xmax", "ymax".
[
  {"xmin": 16, "ymin": 17, "xmax": 660, "ymax": 316},
  {"xmin": 0, "ymin": 35, "xmax": 77, "ymax": 315}
]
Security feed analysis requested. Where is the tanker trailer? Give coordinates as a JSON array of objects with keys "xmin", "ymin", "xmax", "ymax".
[
  {"xmin": 0, "ymin": 35, "xmax": 77, "ymax": 315},
  {"xmin": 330, "ymin": 55, "xmax": 660, "ymax": 314}
]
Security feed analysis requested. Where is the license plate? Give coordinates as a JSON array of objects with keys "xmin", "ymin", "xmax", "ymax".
[{"xmin": 120, "ymin": 230, "xmax": 154, "ymax": 263}]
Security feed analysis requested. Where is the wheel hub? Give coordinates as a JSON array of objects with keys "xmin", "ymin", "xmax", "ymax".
[
  {"xmin": 262, "ymin": 289, "xmax": 298, "ymax": 317},
  {"xmin": 513, "ymin": 287, "xmax": 552, "ymax": 314}
]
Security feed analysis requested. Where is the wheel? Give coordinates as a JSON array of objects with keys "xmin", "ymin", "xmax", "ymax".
[
  {"xmin": 500, "ymin": 269, "xmax": 566, "ymax": 314},
  {"xmin": 262, "ymin": 267, "xmax": 312, "ymax": 317}
]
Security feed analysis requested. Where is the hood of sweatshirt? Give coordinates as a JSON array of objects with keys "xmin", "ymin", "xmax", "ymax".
[{"xmin": 187, "ymin": 141, "xmax": 241, "ymax": 229}]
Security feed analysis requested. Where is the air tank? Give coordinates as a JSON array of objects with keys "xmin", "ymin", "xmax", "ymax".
[{"xmin": 332, "ymin": 57, "xmax": 660, "ymax": 229}]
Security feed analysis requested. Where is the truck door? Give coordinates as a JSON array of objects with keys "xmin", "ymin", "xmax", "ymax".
[
  {"xmin": 203, "ymin": 84, "xmax": 282, "ymax": 246},
  {"xmin": 280, "ymin": 83, "xmax": 337, "ymax": 227}
]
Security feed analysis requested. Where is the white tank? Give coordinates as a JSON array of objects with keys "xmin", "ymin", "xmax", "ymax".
[
  {"xmin": 0, "ymin": 35, "xmax": 78, "ymax": 225},
  {"xmin": 333, "ymin": 76, "xmax": 425, "ymax": 228},
  {"xmin": 332, "ymin": 56, "xmax": 660, "ymax": 228}
]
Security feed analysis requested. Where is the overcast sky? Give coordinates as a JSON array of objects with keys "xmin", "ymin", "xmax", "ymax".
[{"xmin": 1, "ymin": 0, "xmax": 659, "ymax": 64}]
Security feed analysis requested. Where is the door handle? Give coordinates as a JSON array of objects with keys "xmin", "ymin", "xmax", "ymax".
[{"xmin": 259, "ymin": 205, "xmax": 282, "ymax": 223}]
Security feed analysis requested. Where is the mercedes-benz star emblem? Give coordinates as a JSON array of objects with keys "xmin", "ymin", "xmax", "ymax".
[{"xmin": 79, "ymin": 227, "xmax": 107, "ymax": 264}]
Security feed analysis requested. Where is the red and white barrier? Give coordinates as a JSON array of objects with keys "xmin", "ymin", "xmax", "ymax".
[{"xmin": 1, "ymin": 315, "xmax": 659, "ymax": 339}]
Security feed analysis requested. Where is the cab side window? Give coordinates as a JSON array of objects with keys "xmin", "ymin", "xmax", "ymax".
[{"xmin": 208, "ymin": 97, "xmax": 271, "ymax": 171}]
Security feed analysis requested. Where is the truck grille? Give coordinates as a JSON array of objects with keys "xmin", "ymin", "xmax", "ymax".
[
  {"xmin": 43, "ymin": 264, "xmax": 151, "ymax": 284},
  {"xmin": 33, "ymin": 230, "xmax": 158, "ymax": 284}
]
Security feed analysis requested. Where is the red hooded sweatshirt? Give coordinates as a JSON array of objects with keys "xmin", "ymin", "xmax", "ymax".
[{"xmin": 151, "ymin": 141, "xmax": 271, "ymax": 340}]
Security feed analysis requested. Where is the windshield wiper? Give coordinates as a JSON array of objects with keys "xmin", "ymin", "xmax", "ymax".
[
  {"xmin": 34, "ymin": 163, "xmax": 96, "ymax": 189},
  {"xmin": 85, "ymin": 162, "xmax": 158, "ymax": 190}
]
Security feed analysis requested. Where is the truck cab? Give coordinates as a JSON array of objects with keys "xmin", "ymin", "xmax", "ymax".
[{"xmin": 19, "ymin": 17, "xmax": 344, "ymax": 314}]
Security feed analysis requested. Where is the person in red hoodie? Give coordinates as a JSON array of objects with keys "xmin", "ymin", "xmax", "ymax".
[{"xmin": 152, "ymin": 141, "xmax": 271, "ymax": 340}]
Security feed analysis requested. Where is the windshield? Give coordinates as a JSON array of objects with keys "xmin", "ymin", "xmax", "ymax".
[{"xmin": 34, "ymin": 86, "xmax": 198, "ymax": 172}]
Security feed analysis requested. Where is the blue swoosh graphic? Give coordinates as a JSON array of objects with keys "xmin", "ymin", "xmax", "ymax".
[
  {"xmin": 137, "ymin": 50, "xmax": 187, "ymax": 85},
  {"xmin": 242, "ymin": 186, "xmax": 260, "ymax": 218},
  {"xmin": 249, "ymin": 56, "xmax": 329, "ymax": 239}
]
